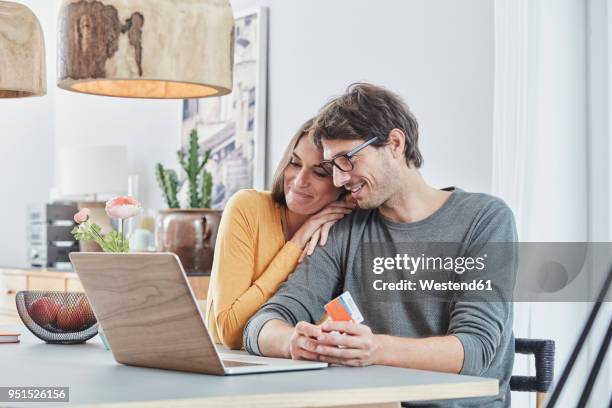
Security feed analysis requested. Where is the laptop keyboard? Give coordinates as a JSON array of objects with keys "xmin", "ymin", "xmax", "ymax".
[{"xmin": 223, "ymin": 360, "xmax": 265, "ymax": 367}]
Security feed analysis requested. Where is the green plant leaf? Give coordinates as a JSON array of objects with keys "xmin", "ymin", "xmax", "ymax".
[{"xmin": 71, "ymin": 221, "xmax": 110, "ymax": 251}]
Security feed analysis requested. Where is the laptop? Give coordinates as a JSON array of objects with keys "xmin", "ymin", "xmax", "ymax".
[{"xmin": 69, "ymin": 252, "xmax": 328, "ymax": 375}]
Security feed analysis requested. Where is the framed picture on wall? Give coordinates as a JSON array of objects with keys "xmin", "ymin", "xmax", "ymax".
[{"xmin": 181, "ymin": 7, "xmax": 268, "ymax": 210}]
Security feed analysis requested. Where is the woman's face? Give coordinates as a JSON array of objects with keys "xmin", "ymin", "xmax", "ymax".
[{"xmin": 284, "ymin": 133, "xmax": 342, "ymax": 215}]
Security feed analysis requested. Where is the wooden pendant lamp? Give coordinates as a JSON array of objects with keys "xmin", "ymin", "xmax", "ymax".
[
  {"xmin": 57, "ymin": 0, "xmax": 234, "ymax": 99},
  {"xmin": 0, "ymin": 2, "xmax": 46, "ymax": 98}
]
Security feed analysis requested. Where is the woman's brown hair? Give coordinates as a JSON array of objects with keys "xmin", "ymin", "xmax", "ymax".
[{"xmin": 270, "ymin": 118, "xmax": 315, "ymax": 206}]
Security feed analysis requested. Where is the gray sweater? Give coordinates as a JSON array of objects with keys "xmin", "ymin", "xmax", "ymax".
[{"xmin": 244, "ymin": 188, "xmax": 517, "ymax": 407}]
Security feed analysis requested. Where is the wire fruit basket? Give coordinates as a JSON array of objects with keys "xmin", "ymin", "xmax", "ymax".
[{"xmin": 15, "ymin": 291, "xmax": 99, "ymax": 344}]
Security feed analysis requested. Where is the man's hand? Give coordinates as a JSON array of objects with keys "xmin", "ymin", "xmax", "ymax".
[
  {"xmin": 288, "ymin": 321, "xmax": 324, "ymax": 360},
  {"xmin": 313, "ymin": 321, "xmax": 383, "ymax": 367}
]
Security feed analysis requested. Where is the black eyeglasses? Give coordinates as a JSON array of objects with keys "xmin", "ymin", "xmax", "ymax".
[{"xmin": 320, "ymin": 136, "xmax": 379, "ymax": 176}]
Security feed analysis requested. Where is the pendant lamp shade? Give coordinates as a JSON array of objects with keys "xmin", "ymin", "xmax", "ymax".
[
  {"xmin": 57, "ymin": 0, "xmax": 234, "ymax": 99},
  {"xmin": 0, "ymin": 1, "xmax": 46, "ymax": 98}
]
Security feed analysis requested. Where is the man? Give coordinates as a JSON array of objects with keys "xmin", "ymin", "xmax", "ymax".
[{"xmin": 243, "ymin": 83, "xmax": 516, "ymax": 407}]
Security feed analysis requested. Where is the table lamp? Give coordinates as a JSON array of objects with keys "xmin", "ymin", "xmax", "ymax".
[
  {"xmin": 56, "ymin": 146, "xmax": 128, "ymax": 251},
  {"xmin": 56, "ymin": 146, "xmax": 128, "ymax": 200}
]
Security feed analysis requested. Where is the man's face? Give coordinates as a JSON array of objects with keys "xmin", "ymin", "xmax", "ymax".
[{"xmin": 321, "ymin": 138, "xmax": 397, "ymax": 209}]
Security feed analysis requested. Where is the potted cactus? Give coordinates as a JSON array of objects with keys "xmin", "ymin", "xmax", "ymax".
[{"xmin": 154, "ymin": 129, "xmax": 222, "ymax": 276}]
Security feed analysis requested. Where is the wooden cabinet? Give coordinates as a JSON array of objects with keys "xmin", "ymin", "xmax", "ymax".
[
  {"xmin": 27, "ymin": 276, "xmax": 67, "ymax": 291},
  {"xmin": 0, "ymin": 269, "xmax": 87, "ymax": 293},
  {"xmin": 0, "ymin": 268, "xmax": 209, "ymax": 325},
  {"xmin": 1, "ymin": 270, "xmax": 27, "ymax": 294}
]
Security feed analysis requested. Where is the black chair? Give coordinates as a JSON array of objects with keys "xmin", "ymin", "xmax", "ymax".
[{"xmin": 511, "ymin": 338, "xmax": 555, "ymax": 408}]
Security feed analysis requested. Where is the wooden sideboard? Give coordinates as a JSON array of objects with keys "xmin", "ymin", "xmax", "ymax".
[{"xmin": 0, "ymin": 268, "xmax": 209, "ymax": 325}]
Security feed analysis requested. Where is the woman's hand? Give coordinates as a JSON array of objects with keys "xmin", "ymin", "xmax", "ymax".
[
  {"xmin": 287, "ymin": 321, "xmax": 324, "ymax": 361},
  {"xmin": 298, "ymin": 220, "xmax": 335, "ymax": 263},
  {"xmin": 290, "ymin": 201, "xmax": 356, "ymax": 251}
]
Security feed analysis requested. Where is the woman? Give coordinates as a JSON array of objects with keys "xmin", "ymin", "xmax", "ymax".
[{"xmin": 205, "ymin": 118, "xmax": 355, "ymax": 349}]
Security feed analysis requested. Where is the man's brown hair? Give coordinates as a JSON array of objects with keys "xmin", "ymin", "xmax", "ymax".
[{"xmin": 312, "ymin": 82, "xmax": 423, "ymax": 168}]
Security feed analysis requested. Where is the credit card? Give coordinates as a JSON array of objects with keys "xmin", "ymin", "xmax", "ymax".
[{"xmin": 324, "ymin": 291, "xmax": 364, "ymax": 323}]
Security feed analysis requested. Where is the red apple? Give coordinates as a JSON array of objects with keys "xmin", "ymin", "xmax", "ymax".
[
  {"xmin": 56, "ymin": 304, "xmax": 86, "ymax": 331},
  {"xmin": 29, "ymin": 297, "xmax": 60, "ymax": 327},
  {"xmin": 76, "ymin": 296, "xmax": 96, "ymax": 325}
]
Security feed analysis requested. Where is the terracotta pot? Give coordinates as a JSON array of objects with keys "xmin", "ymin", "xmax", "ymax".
[{"xmin": 155, "ymin": 209, "xmax": 222, "ymax": 276}]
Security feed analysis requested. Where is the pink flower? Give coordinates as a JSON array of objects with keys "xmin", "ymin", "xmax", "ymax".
[
  {"xmin": 105, "ymin": 196, "xmax": 142, "ymax": 220},
  {"xmin": 74, "ymin": 208, "xmax": 91, "ymax": 224}
]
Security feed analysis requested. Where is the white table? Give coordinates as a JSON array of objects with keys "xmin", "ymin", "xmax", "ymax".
[{"xmin": 0, "ymin": 324, "xmax": 498, "ymax": 408}]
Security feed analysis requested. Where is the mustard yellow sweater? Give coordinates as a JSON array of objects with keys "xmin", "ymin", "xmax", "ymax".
[{"xmin": 205, "ymin": 190, "xmax": 302, "ymax": 349}]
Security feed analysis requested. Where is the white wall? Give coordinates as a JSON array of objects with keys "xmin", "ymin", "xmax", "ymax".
[
  {"xmin": 230, "ymin": 0, "xmax": 495, "ymax": 195},
  {"xmin": 0, "ymin": 0, "xmax": 57, "ymax": 268}
]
